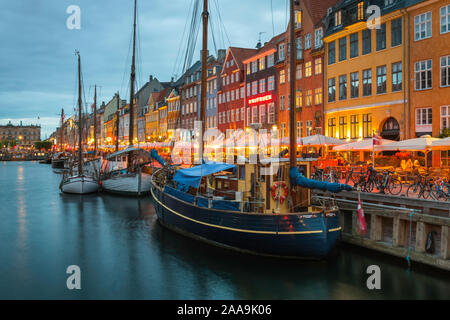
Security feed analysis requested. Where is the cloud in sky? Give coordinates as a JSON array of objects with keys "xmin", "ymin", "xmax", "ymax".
[{"xmin": 0, "ymin": 0, "xmax": 289, "ymax": 137}]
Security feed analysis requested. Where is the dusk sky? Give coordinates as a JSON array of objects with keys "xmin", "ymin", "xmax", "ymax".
[{"xmin": 0, "ymin": 0, "xmax": 289, "ymax": 138}]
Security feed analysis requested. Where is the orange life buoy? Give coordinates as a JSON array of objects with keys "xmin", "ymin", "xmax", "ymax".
[{"xmin": 271, "ymin": 181, "xmax": 289, "ymax": 204}]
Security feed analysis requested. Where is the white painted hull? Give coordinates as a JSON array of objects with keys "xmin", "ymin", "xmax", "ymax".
[
  {"xmin": 61, "ymin": 175, "xmax": 99, "ymax": 194},
  {"xmin": 101, "ymin": 172, "xmax": 152, "ymax": 196}
]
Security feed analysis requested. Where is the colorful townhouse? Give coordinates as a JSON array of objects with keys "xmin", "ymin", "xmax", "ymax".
[
  {"xmin": 323, "ymin": 0, "xmax": 422, "ymax": 146},
  {"xmin": 180, "ymin": 60, "xmax": 202, "ymax": 140},
  {"xmin": 217, "ymin": 46, "xmax": 256, "ymax": 134},
  {"xmin": 243, "ymin": 34, "xmax": 284, "ymax": 133},
  {"xmin": 277, "ymin": 0, "xmax": 339, "ymax": 143}
]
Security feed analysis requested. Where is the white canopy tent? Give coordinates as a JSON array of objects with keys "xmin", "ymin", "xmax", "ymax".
[
  {"xmin": 431, "ymin": 137, "xmax": 450, "ymax": 150},
  {"xmin": 376, "ymin": 135, "xmax": 440, "ymax": 151},
  {"xmin": 333, "ymin": 138, "xmax": 396, "ymax": 151},
  {"xmin": 298, "ymin": 134, "xmax": 345, "ymax": 146}
]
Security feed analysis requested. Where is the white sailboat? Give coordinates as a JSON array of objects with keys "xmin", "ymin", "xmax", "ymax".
[
  {"xmin": 60, "ymin": 51, "xmax": 99, "ymax": 194},
  {"xmin": 100, "ymin": 0, "xmax": 152, "ymax": 197}
]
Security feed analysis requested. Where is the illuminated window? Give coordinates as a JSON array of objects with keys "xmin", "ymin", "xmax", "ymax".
[
  {"xmin": 297, "ymin": 121, "xmax": 303, "ymax": 137},
  {"xmin": 339, "ymin": 116, "xmax": 347, "ymax": 140},
  {"xmin": 315, "ymin": 58, "xmax": 322, "ymax": 75},
  {"xmin": 280, "ymin": 70, "xmax": 286, "ymax": 84},
  {"xmin": 315, "ymin": 88, "xmax": 322, "ymax": 105},
  {"xmin": 350, "ymin": 115, "xmax": 359, "ymax": 139},
  {"xmin": 296, "ymin": 90, "xmax": 302, "ymax": 108},
  {"xmin": 305, "ymin": 61, "xmax": 312, "ymax": 77},
  {"xmin": 358, "ymin": 2, "xmax": 364, "ymax": 20},
  {"xmin": 328, "ymin": 118, "xmax": 336, "ymax": 138},
  {"xmin": 305, "ymin": 90, "xmax": 312, "ymax": 106},
  {"xmin": 335, "ymin": 11, "xmax": 342, "ymax": 26},
  {"xmin": 295, "ymin": 10, "xmax": 302, "ymax": 28},
  {"xmin": 363, "ymin": 114, "xmax": 372, "ymax": 138},
  {"xmin": 259, "ymin": 57, "xmax": 265, "ymax": 71}
]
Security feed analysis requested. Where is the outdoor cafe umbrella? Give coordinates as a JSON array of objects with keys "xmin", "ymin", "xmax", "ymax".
[
  {"xmin": 333, "ymin": 137, "xmax": 395, "ymax": 151},
  {"xmin": 431, "ymin": 137, "xmax": 450, "ymax": 150},
  {"xmin": 298, "ymin": 134, "xmax": 345, "ymax": 146}
]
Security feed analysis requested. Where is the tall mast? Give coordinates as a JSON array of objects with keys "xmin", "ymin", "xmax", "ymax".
[
  {"xmin": 116, "ymin": 92, "xmax": 120, "ymax": 152},
  {"xmin": 94, "ymin": 85, "xmax": 97, "ymax": 154},
  {"xmin": 60, "ymin": 108, "xmax": 65, "ymax": 151},
  {"xmin": 76, "ymin": 51, "xmax": 83, "ymax": 175},
  {"xmin": 200, "ymin": 0, "xmax": 208, "ymax": 160},
  {"xmin": 289, "ymin": 0, "xmax": 297, "ymax": 169},
  {"xmin": 129, "ymin": 0, "xmax": 137, "ymax": 148}
]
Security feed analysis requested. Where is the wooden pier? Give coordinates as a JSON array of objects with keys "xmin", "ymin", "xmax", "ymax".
[{"xmin": 313, "ymin": 191, "xmax": 450, "ymax": 271}]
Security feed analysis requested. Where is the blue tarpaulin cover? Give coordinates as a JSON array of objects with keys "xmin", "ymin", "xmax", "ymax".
[
  {"xmin": 212, "ymin": 199, "xmax": 240, "ymax": 212},
  {"xmin": 290, "ymin": 167, "xmax": 353, "ymax": 193},
  {"xmin": 196, "ymin": 197, "xmax": 209, "ymax": 208},
  {"xmin": 174, "ymin": 162, "xmax": 236, "ymax": 188}
]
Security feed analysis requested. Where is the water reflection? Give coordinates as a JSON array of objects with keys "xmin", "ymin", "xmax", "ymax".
[{"xmin": 0, "ymin": 162, "xmax": 448, "ymax": 299}]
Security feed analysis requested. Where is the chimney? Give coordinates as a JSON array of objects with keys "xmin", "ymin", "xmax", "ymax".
[
  {"xmin": 149, "ymin": 75, "xmax": 153, "ymax": 82},
  {"xmin": 218, "ymin": 49, "xmax": 226, "ymax": 62},
  {"xmin": 256, "ymin": 41, "xmax": 262, "ymax": 49}
]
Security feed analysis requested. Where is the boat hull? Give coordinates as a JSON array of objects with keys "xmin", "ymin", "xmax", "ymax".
[
  {"xmin": 151, "ymin": 186, "xmax": 340, "ymax": 259},
  {"xmin": 60, "ymin": 175, "xmax": 99, "ymax": 194},
  {"xmin": 102, "ymin": 172, "xmax": 152, "ymax": 196}
]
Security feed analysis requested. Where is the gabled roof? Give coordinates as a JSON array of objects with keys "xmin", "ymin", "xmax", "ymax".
[
  {"xmin": 243, "ymin": 32, "xmax": 285, "ymax": 63},
  {"xmin": 228, "ymin": 47, "xmax": 257, "ymax": 70},
  {"xmin": 303, "ymin": 0, "xmax": 341, "ymax": 26}
]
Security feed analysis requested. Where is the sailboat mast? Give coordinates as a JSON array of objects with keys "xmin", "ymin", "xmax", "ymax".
[
  {"xmin": 289, "ymin": 0, "xmax": 297, "ymax": 169},
  {"xmin": 60, "ymin": 108, "xmax": 64, "ymax": 151},
  {"xmin": 94, "ymin": 85, "xmax": 97, "ymax": 154},
  {"xmin": 77, "ymin": 51, "xmax": 83, "ymax": 175},
  {"xmin": 116, "ymin": 92, "xmax": 120, "ymax": 152},
  {"xmin": 200, "ymin": 0, "xmax": 208, "ymax": 160},
  {"xmin": 129, "ymin": 0, "xmax": 137, "ymax": 148}
]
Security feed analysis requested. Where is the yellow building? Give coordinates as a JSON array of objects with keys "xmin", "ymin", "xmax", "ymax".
[
  {"xmin": 146, "ymin": 92, "xmax": 161, "ymax": 141},
  {"xmin": 324, "ymin": 1, "xmax": 411, "ymax": 143}
]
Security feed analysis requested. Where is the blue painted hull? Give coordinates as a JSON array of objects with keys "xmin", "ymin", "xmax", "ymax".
[{"xmin": 151, "ymin": 186, "xmax": 341, "ymax": 259}]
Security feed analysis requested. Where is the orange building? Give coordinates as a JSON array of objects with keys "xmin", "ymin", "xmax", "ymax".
[{"xmin": 408, "ymin": 0, "xmax": 450, "ymax": 139}]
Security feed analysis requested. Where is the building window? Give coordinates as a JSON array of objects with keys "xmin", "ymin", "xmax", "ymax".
[
  {"xmin": 314, "ymin": 58, "xmax": 322, "ymax": 75},
  {"xmin": 315, "ymin": 28, "xmax": 323, "ymax": 48},
  {"xmin": 252, "ymin": 106, "xmax": 258, "ymax": 124},
  {"xmin": 392, "ymin": 62, "xmax": 402, "ymax": 92},
  {"xmin": 416, "ymin": 107, "xmax": 432, "ymax": 125},
  {"xmin": 363, "ymin": 69, "xmax": 372, "ymax": 96},
  {"xmin": 339, "ymin": 37, "xmax": 347, "ymax": 61},
  {"xmin": 362, "ymin": 29, "xmax": 371, "ymax": 55},
  {"xmin": 280, "ymin": 70, "xmax": 286, "ymax": 84},
  {"xmin": 363, "ymin": 114, "xmax": 372, "ymax": 138},
  {"xmin": 251, "ymin": 61, "xmax": 258, "ymax": 73},
  {"xmin": 391, "ymin": 18, "xmax": 402, "ymax": 47},
  {"xmin": 328, "ymin": 41, "xmax": 336, "ymax": 65},
  {"xmin": 279, "ymin": 43, "xmax": 285, "ymax": 61},
  {"xmin": 415, "ymin": 12, "xmax": 432, "ymax": 40},
  {"xmin": 350, "ymin": 115, "xmax": 359, "ymax": 139},
  {"xmin": 315, "ymin": 88, "xmax": 323, "ymax": 105},
  {"xmin": 350, "ymin": 33, "xmax": 359, "ymax": 58},
  {"xmin": 296, "ymin": 90, "xmax": 302, "ymax": 108},
  {"xmin": 441, "ymin": 150, "xmax": 450, "ymax": 167},
  {"xmin": 252, "ymin": 81, "xmax": 258, "ymax": 95},
  {"xmin": 305, "ymin": 33, "xmax": 311, "ymax": 49},
  {"xmin": 441, "ymin": 55, "xmax": 450, "ymax": 87},
  {"xmin": 259, "ymin": 78, "xmax": 266, "ymax": 93},
  {"xmin": 305, "ymin": 90, "xmax": 312, "ymax": 106},
  {"xmin": 297, "ymin": 121, "xmax": 303, "ymax": 138},
  {"xmin": 305, "ymin": 61, "xmax": 312, "ymax": 77},
  {"xmin": 377, "ymin": 65, "xmax": 387, "ymax": 94},
  {"xmin": 247, "ymin": 108, "xmax": 251, "ymax": 125},
  {"xmin": 268, "ymin": 76, "xmax": 275, "ymax": 91},
  {"xmin": 335, "ymin": 11, "xmax": 342, "ymax": 26},
  {"xmin": 296, "ymin": 37, "xmax": 303, "ymax": 59},
  {"xmin": 260, "ymin": 105, "xmax": 267, "ymax": 124},
  {"xmin": 267, "ymin": 53, "xmax": 274, "ymax": 67},
  {"xmin": 295, "ymin": 10, "xmax": 302, "ymax": 28},
  {"xmin": 268, "ymin": 103, "xmax": 275, "ymax": 123},
  {"xmin": 441, "ymin": 106, "xmax": 450, "ymax": 130},
  {"xmin": 350, "ymin": 72, "xmax": 359, "ymax": 98},
  {"xmin": 415, "ymin": 59, "xmax": 432, "ymax": 90},
  {"xmin": 441, "ymin": 5, "xmax": 450, "ymax": 34},
  {"xmin": 339, "ymin": 116, "xmax": 347, "ymax": 140},
  {"xmin": 339, "ymin": 75, "xmax": 347, "ymax": 100},
  {"xmin": 296, "ymin": 64, "xmax": 302, "ymax": 79},
  {"xmin": 246, "ymin": 83, "xmax": 251, "ymax": 96},
  {"xmin": 306, "ymin": 121, "xmax": 313, "ymax": 136},
  {"xmin": 280, "ymin": 96, "xmax": 285, "ymax": 111},
  {"xmin": 328, "ymin": 118, "xmax": 336, "ymax": 138},
  {"xmin": 376, "ymin": 23, "xmax": 386, "ymax": 51},
  {"xmin": 259, "ymin": 57, "xmax": 265, "ymax": 71},
  {"xmin": 328, "ymin": 78, "xmax": 336, "ymax": 102},
  {"xmin": 358, "ymin": 2, "xmax": 364, "ymax": 20}
]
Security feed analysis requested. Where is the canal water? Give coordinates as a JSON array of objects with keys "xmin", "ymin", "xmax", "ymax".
[{"xmin": 0, "ymin": 161, "xmax": 448, "ymax": 299}]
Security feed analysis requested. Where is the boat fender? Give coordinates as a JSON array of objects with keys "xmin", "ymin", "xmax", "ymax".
[{"xmin": 271, "ymin": 182, "xmax": 289, "ymax": 204}]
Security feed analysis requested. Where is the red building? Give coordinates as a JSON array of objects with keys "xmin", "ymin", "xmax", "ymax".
[
  {"xmin": 218, "ymin": 47, "xmax": 256, "ymax": 133},
  {"xmin": 276, "ymin": 0, "xmax": 339, "ymax": 140},
  {"xmin": 243, "ymin": 34, "xmax": 285, "ymax": 132}
]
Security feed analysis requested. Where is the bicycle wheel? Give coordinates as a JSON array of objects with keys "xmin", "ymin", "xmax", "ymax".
[
  {"xmin": 388, "ymin": 178, "xmax": 402, "ymax": 195},
  {"xmin": 406, "ymin": 184, "xmax": 419, "ymax": 198},
  {"xmin": 421, "ymin": 183, "xmax": 432, "ymax": 199},
  {"xmin": 364, "ymin": 180, "xmax": 375, "ymax": 193}
]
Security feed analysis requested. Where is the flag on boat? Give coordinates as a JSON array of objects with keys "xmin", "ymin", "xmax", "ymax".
[{"xmin": 357, "ymin": 193, "xmax": 367, "ymax": 235}]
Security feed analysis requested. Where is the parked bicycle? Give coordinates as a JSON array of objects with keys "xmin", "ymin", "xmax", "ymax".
[{"xmin": 406, "ymin": 173, "xmax": 433, "ymax": 199}]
